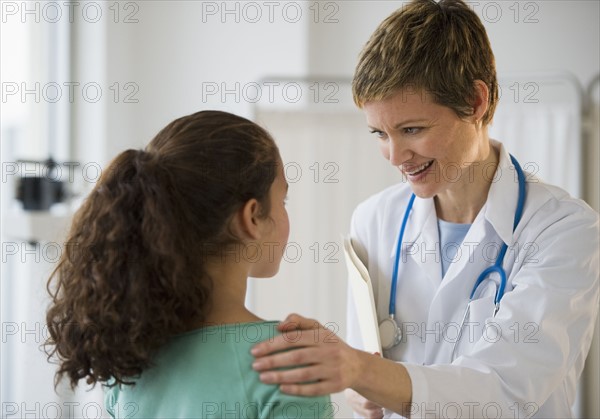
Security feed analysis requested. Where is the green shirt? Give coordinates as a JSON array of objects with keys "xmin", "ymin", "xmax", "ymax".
[{"xmin": 104, "ymin": 321, "xmax": 333, "ymax": 418}]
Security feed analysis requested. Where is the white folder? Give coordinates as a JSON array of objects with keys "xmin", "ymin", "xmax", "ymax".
[{"xmin": 343, "ymin": 236, "xmax": 382, "ymax": 354}]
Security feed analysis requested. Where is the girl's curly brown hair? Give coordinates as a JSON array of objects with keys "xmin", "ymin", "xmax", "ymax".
[{"xmin": 45, "ymin": 110, "xmax": 279, "ymax": 389}]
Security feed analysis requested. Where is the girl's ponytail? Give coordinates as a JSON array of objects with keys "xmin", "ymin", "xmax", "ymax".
[
  {"xmin": 46, "ymin": 148, "xmax": 204, "ymax": 387},
  {"xmin": 45, "ymin": 111, "xmax": 278, "ymax": 388}
]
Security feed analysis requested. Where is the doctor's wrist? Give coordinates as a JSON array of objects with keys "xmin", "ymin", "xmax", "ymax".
[
  {"xmin": 349, "ymin": 350, "xmax": 381, "ymax": 394},
  {"xmin": 351, "ymin": 350, "xmax": 413, "ymax": 417}
]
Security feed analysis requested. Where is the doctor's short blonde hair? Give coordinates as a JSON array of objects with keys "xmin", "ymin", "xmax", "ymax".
[{"xmin": 352, "ymin": 0, "xmax": 499, "ymax": 125}]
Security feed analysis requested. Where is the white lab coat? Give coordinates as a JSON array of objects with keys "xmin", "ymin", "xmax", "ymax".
[{"xmin": 348, "ymin": 141, "xmax": 599, "ymax": 418}]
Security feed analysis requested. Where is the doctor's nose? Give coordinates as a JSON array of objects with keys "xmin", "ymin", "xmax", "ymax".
[{"xmin": 387, "ymin": 139, "xmax": 412, "ymax": 167}]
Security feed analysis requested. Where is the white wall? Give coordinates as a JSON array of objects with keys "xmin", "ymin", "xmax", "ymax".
[
  {"xmin": 75, "ymin": 1, "xmax": 599, "ymax": 192},
  {"xmin": 307, "ymin": 1, "xmax": 599, "ymax": 83},
  {"xmin": 98, "ymin": 1, "xmax": 309, "ymax": 163}
]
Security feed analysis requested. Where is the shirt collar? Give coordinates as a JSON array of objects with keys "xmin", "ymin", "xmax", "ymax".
[{"xmin": 484, "ymin": 140, "xmax": 524, "ymax": 246}]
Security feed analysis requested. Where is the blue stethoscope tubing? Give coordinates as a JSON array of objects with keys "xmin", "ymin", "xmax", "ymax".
[{"xmin": 382, "ymin": 154, "xmax": 526, "ymax": 350}]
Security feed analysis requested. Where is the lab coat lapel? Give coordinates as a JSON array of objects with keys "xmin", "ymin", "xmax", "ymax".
[
  {"xmin": 425, "ymin": 141, "xmax": 523, "ymax": 364},
  {"xmin": 389, "ymin": 196, "xmax": 442, "ymax": 286},
  {"xmin": 485, "ymin": 141, "xmax": 522, "ymax": 247}
]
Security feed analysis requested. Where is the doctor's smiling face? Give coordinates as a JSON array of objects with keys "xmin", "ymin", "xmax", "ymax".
[{"xmin": 364, "ymin": 83, "xmax": 494, "ymax": 202}]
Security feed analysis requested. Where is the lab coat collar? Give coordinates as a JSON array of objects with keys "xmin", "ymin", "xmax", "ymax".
[{"xmin": 484, "ymin": 140, "xmax": 523, "ymax": 247}]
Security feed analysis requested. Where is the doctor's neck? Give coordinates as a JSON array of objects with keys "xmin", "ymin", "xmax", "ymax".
[{"xmin": 434, "ymin": 141, "xmax": 499, "ymax": 224}]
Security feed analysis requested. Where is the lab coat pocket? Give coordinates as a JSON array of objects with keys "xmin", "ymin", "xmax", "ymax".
[{"xmin": 460, "ymin": 296, "xmax": 495, "ymax": 353}]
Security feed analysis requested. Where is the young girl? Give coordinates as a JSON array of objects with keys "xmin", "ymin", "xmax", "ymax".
[{"xmin": 45, "ymin": 110, "xmax": 332, "ymax": 418}]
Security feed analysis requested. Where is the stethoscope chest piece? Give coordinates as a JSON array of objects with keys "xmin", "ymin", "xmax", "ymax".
[{"xmin": 379, "ymin": 316, "xmax": 402, "ymax": 350}]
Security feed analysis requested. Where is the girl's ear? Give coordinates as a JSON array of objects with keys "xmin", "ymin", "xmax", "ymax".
[{"xmin": 230, "ymin": 198, "xmax": 263, "ymax": 241}]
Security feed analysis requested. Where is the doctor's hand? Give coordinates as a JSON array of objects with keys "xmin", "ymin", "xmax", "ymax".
[
  {"xmin": 251, "ymin": 313, "xmax": 363, "ymax": 396},
  {"xmin": 344, "ymin": 389, "xmax": 385, "ymax": 419}
]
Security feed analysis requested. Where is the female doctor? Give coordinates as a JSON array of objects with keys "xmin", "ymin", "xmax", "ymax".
[{"xmin": 251, "ymin": 0, "xmax": 600, "ymax": 417}]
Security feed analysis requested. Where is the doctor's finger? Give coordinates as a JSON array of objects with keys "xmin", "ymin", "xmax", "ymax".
[
  {"xmin": 252, "ymin": 333, "xmax": 303, "ymax": 357},
  {"xmin": 258, "ymin": 364, "xmax": 325, "ymax": 386},
  {"xmin": 279, "ymin": 380, "xmax": 335, "ymax": 397},
  {"xmin": 278, "ymin": 313, "xmax": 322, "ymax": 332},
  {"xmin": 252, "ymin": 346, "xmax": 322, "ymax": 372},
  {"xmin": 252, "ymin": 327, "xmax": 334, "ymax": 357}
]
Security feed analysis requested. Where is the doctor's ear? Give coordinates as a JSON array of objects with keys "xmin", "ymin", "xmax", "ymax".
[
  {"xmin": 230, "ymin": 198, "xmax": 264, "ymax": 241},
  {"xmin": 470, "ymin": 80, "xmax": 489, "ymax": 124}
]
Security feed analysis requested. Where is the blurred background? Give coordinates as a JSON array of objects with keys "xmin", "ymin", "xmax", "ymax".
[{"xmin": 1, "ymin": 1, "xmax": 598, "ymax": 417}]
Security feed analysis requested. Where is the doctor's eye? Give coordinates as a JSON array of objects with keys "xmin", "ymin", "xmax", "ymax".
[
  {"xmin": 369, "ymin": 129, "xmax": 387, "ymax": 140},
  {"xmin": 403, "ymin": 127, "xmax": 422, "ymax": 135}
]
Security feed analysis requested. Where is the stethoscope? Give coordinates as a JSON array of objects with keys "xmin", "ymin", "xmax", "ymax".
[{"xmin": 379, "ymin": 155, "xmax": 526, "ymax": 353}]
